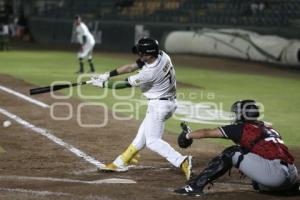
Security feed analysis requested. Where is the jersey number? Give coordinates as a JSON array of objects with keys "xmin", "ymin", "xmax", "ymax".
[
  {"xmin": 163, "ymin": 62, "xmax": 174, "ymax": 84},
  {"xmin": 264, "ymin": 129, "xmax": 284, "ymax": 144}
]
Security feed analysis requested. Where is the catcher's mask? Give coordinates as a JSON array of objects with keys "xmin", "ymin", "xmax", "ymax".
[
  {"xmin": 231, "ymin": 99, "xmax": 260, "ymax": 123},
  {"xmin": 132, "ymin": 37, "xmax": 159, "ymax": 57}
]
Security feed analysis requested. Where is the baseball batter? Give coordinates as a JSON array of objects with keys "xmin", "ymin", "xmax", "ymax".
[
  {"xmin": 175, "ymin": 100, "xmax": 299, "ymax": 196},
  {"xmin": 74, "ymin": 15, "xmax": 95, "ymax": 73},
  {"xmin": 90, "ymin": 37, "xmax": 192, "ymax": 180}
]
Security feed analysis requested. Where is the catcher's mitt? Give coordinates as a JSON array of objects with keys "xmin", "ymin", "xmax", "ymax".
[{"xmin": 178, "ymin": 122, "xmax": 193, "ymax": 148}]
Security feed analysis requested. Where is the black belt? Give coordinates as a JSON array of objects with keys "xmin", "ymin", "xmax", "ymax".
[
  {"xmin": 148, "ymin": 97, "xmax": 176, "ymax": 101},
  {"xmin": 159, "ymin": 97, "xmax": 176, "ymax": 100}
]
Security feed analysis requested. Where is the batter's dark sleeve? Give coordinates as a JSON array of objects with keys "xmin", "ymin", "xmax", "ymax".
[{"xmin": 218, "ymin": 124, "xmax": 244, "ymax": 144}]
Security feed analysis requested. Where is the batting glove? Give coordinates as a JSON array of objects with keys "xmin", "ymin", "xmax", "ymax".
[
  {"xmin": 91, "ymin": 72, "xmax": 110, "ymax": 82},
  {"xmin": 90, "ymin": 77, "xmax": 105, "ymax": 88}
]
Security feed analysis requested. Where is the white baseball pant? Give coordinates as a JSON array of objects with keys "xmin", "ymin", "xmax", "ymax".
[
  {"xmin": 77, "ymin": 41, "xmax": 95, "ymax": 60},
  {"xmin": 129, "ymin": 99, "xmax": 186, "ymax": 167}
]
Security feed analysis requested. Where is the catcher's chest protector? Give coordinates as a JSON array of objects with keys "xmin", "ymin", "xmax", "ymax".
[{"xmin": 239, "ymin": 123, "xmax": 294, "ymax": 163}]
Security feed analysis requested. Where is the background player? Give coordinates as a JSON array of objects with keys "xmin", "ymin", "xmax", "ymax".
[
  {"xmin": 175, "ymin": 99, "xmax": 299, "ymax": 196},
  {"xmin": 90, "ymin": 37, "xmax": 192, "ymax": 180},
  {"xmin": 74, "ymin": 15, "xmax": 95, "ymax": 73}
]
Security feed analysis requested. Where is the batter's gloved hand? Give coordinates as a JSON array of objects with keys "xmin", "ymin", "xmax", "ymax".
[
  {"xmin": 91, "ymin": 72, "xmax": 110, "ymax": 82},
  {"xmin": 178, "ymin": 121, "xmax": 193, "ymax": 148},
  {"xmin": 90, "ymin": 76, "xmax": 105, "ymax": 87}
]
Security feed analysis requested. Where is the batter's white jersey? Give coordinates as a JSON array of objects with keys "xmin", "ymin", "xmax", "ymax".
[
  {"xmin": 128, "ymin": 51, "xmax": 176, "ymax": 99},
  {"xmin": 75, "ymin": 22, "xmax": 95, "ymax": 46}
]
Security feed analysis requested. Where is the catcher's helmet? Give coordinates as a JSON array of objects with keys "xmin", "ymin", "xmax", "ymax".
[
  {"xmin": 132, "ymin": 37, "xmax": 159, "ymax": 57},
  {"xmin": 231, "ymin": 99, "xmax": 260, "ymax": 123}
]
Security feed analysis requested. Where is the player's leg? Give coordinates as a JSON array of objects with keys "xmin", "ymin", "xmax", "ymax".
[
  {"xmin": 114, "ymin": 119, "xmax": 147, "ymax": 166},
  {"xmin": 145, "ymin": 100, "xmax": 185, "ymax": 166},
  {"xmin": 87, "ymin": 45, "xmax": 95, "ymax": 73},
  {"xmin": 144, "ymin": 100, "xmax": 191, "ymax": 179},
  {"xmin": 76, "ymin": 56, "xmax": 84, "ymax": 74},
  {"xmin": 109, "ymin": 100, "xmax": 180, "ymax": 171},
  {"xmin": 76, "ymin": 44, "xmax": 91, "ymax": 73},
  {"xmin": 77, "ymin": 46, "xmax": 88, "ymax": 73},
  {"xmin": 235, "ymin": 153, "xmax": 299, "ymax": 192},
  {"xmin": 174, "ymin": 145, "xmax": 242, "ymax": 196},
  {"xmin": 101, "ymin": 118, "xmax": 147, "ymax": 171}
]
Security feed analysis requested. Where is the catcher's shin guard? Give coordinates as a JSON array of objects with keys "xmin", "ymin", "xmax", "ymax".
[{"xmin": 188, "ymin": 146, "xmax": 242, "ymax": 192}]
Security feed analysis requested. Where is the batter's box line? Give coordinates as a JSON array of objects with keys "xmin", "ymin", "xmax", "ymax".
[
  {"xmin": 129, "ymin": 165, "xmax": 171, "ymax": 171},
  {"xmin": 72, "ymin": 165, "xmax": 171, "ymax": 175},
  {"xmin": 0, "ymin": 175, "xmax": 136, "ymax": 184},
  {"xmin": 0, "ymin": 107, "xmax": 166, "ymax": 184},
  {"xmin": 0, "ymin": 187, "xmax": 118, "ymax": 199}
]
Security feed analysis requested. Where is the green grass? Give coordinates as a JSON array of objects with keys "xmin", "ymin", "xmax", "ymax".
[{"xmin": 0, "ymin": 50, "xmax": 300, "ymax": 147}]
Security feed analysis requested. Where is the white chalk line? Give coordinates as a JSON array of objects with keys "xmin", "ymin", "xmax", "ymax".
[
  {"xmin": 71, "ymin": 166, "xmax": 171, "ymax": 175},
  {"xmin": 0, "ymin": 187, "xmax": 115, "ymax": 200},
  {"xmin": 129, "ymin": 165, "xmax": 171, "ymax": 171},
  {"xmin": 0, "ymin": 85, "xmax": 137, "ymax": 183},
  {"xmin": 0, "ymin": 107, "xmax": 106, "ymax": 169},
  {"xmin": 0, "ymin": 187, "xmax": 71, "ymax": 197},
  {"xmin": 0, "ymin": 85, "xmax": 49, "ymax": 108},
  {"xmin": 0, "ymin": 175, "xmax": 136, "ymax": 184},
  {"xmin": 0, "ymin": 86, "xmax": 105, "ymax": 168}
]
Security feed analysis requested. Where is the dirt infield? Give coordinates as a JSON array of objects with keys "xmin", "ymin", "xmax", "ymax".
[{"xmin": 0, "ymin": 71, "xmax": 299, "ymax": 200}]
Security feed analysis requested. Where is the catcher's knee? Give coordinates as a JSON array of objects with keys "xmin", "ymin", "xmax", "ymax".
[
  {"xmin": 200, "ymin": 146, "xmax": 241, "ymax": 180},
  {"xmin": 221, "ymin": 145, "xmax": 244, "ymax": 168}
]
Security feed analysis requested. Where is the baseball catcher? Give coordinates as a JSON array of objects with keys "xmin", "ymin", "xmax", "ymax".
[
  {"xmin": 175, "ymin": 100, "xmax": 299, "ymax": 196},
  {"xmin": 90, "ymin": 37, "xmax": 192, "ymax": 180}
]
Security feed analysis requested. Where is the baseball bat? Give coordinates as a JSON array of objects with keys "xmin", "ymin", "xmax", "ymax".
[{"xmin": 29, "ymin": 80, "xmax": 92, "ymax": 95}]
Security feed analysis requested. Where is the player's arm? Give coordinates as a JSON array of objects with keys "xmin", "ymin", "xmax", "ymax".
[
  {"xmin": 109, "ymin": 58, "xmax": 145, "ymax": 76},
  {"xmin": 186, "ymin": 128, "xmax": 224, "ymax": 140},
  {"xmin": 177, "ymin": 126, "xmax": 224, "ymax": 148},
  {"xmin": 111, "ymin": 62, "xmax": 140, "ymax": 76},
  {"xmin": 91, "ymin": 79, "xmax": 131, "ymax": 89},
  {"xmin": 95, "ymin": 59, "xmax": 145, "ymax": 82},
  {"xmin": 91, "ymin": 69, "xmax": 146, "ymax": 89}
]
